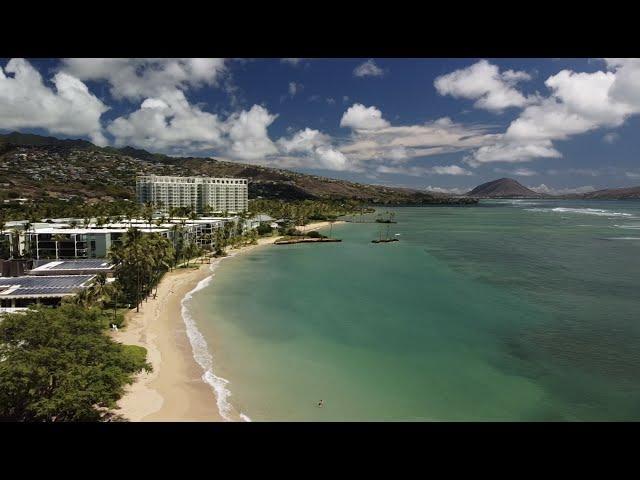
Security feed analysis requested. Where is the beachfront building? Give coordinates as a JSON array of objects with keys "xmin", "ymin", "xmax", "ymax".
[
  {"xmin": 121, "ymin": 217, "xmax": 235, "ymax": 249},
  {"xmin": 246, "ymin": 214, "xmax": 275, "ymax": 230},
  {"xmin": 28, "ymin": 259, "xmax": 114, "ymax": 277},
  {"xmin": 136, "ymin": 175, "xmax": 248, "ymax": 214},
  {"xmin": 1, "ymin": 216, "xmax": 244, "ymax": 261},
  {"xmin": 24, "ymin": 227, "xmax": 170, "ymax": 260},
  {"xmin": 0, "ymin": 274, "xmax": 95, "ymax": 309}
]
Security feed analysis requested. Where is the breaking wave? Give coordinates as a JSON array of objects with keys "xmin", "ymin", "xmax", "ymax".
[
  {"xmin": 526, "ymin": 207, "xmax": 634, "ymax": 217},
  {"xmin": 181, "ymin": 255, "xmax": 252, "ymax": 422}
]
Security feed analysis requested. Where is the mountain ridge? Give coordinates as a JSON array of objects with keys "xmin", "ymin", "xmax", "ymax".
[
  {"xmin": 3, "ymin": 133, "xmax": 637, "ymax": 203},
  {"xmin": 0, "ymin": 132, "xmax": 476, "ymax": 205},
  {"xmin": 578, "ymin": 185, "xmax": 640, "ymax": 199},
  {"xmin": 465, "ymin": 177, "xmax": 640, "ymax": 200},
  {"xmin": 466, "ymin": 177, "xmax": 542, "ymax": 198}
]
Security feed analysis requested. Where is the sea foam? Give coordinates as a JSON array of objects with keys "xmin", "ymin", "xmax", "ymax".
[
  {"xmin": 614, "ymin": 224, "xmax": 640, "ymax": 230},
  {"xmin": 526, "ymin": 207, "xmax": 634, "ymax": 217},
  {"xmin": 180, "ymin": 255, "xmax": 252, "ymax": 422}
]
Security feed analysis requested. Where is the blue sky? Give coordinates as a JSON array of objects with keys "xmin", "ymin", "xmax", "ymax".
[{"xmin": 1, "ymin": 58, "xmax": 639, "ymax": 194}]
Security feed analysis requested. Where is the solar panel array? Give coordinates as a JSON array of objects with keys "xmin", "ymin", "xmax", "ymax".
[
  {"xmin": 0, "ymin": 275, "xmax": 94, "ymax": 296},
  {"xmin": 48, "ymin": 260, "xmax": 111, "ymax": 270}
]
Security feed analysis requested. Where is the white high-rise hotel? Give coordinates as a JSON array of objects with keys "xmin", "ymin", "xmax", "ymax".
[{"xmin": 136, "ymin": 175, "xmax": 248, "ymax": 213}]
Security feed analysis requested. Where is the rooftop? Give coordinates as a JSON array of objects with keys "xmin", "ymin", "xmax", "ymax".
[
  {"xmin": 250, "ymin": 214, "xmax": 274, "ymax": 222},
  {"xmin": 28, "ymin": 227, "xmax": 169, "ymax": 235},
  {"xmin": 0, "ymin": 275, "xmax": 95, "ymax": 299},
  {"xmin": 29, "ymin": 259, "xmax": 113, "ymax": 274},
  {"xmin": 137, "ymin": 174, "xmax": 247, "ymax": 183}
]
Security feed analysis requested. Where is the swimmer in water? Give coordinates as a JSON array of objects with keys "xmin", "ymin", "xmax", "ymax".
[{"xmin": 318, "ymin": 399, "xmax": 324, "ymax": 407}]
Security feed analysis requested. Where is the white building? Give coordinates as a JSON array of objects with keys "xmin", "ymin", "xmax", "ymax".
[
  {"xmin": 1, "ymin": 217, "xmax": 243, "ymax": 261},
  {"xmin": 28, "ymin": 259, "xmax": 114, "ymax": 276},
  {"xmin": 24, "ymin": 227, "xmax": 170, "ymax": 260},
  {"xmin": 136, "ymin": 175, "xmax": 248, "ymax": 214}
]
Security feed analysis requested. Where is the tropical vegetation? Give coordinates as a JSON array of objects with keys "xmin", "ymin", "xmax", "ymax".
[
  {"xmin": 0, "ymin": 304, "xmax": 150, "ymax": 422},
  {"xmin": 109, "ymin": 228, "xmax": 175, "ymax": 312}
]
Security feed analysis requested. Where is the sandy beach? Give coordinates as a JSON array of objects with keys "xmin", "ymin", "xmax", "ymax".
[{"xmin": 112, "ymin": 220, "xmax": 342, "ymax": 421}]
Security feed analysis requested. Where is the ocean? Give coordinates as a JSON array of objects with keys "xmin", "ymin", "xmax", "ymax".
[{"xmin": 184, "ymin": 199, "xmax": 640, "ymax": 421}]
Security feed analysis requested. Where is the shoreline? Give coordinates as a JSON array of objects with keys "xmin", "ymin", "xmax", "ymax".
[{"xmin": 112, "ymin": 220, "xmax": 343, "ymax": 421}]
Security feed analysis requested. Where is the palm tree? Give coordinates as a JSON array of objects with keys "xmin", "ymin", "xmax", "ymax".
[
  {"xmin": 0, "ymin": 217, "xmax": 8, "ymax": 259},
  {"xmin": 249, "ymin": 229, "xmax": 258, "ymax": 245},
  {"xmin": 214, "ymin": 227, "xmax": 226, "ymax": 256},
  {"xmin": 144, "ymin": 203, "xmax": 154, "ymax": 231},
  {"xmin": 188, "ymin": 210, "xmax": 198, "ymax": 245},
  {"xmin": 10, "ymin": 228, "xmax": 21, "ymax": 259},
  {"xmin": 53, "ymin": 233, "xmax": 66, "ymax": 260},
  {"xmin": 107, "ymin": 281, "xmax": 122, "ymax": 326},
  {"xmin": 168, "ymin": 207, "xmax": 178, "ymax": 224},
  {"xmin": 22, "ymin": 221, "xmax": 34, "ymax": 258},
  {"xmin": 170, "ymin": 224, "xmax": 180, "ymax": 266},
  {"xmin": 84, "ymin": 272, "xmax": 111, "ymax": 307},
  {"xmin": 72, "ymin": 288, "xmax": 92, "ymax": 308}
]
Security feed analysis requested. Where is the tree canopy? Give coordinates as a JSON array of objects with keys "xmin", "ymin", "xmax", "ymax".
[
  {"xmin": 0, "ymin": 304, "xmax": 150, "ymax": 422},
  {"xmin": 109, "ymin": 228, "xmax": 175, "ymax": 312}
]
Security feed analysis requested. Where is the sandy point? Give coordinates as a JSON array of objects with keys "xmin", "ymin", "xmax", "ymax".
[{"xmin": 112, "ymin": 264, "xmax": 222, "ymax": 421}]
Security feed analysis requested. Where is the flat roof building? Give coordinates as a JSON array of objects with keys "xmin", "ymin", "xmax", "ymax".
[
  {"xmin": 2, "ymin": 216, "xmax": 243, "ymax": 261},
  {"xmin": 136, "ymin": 175, "xmax": 248, "ymax": 214},
  {"xmin": 0, "ymin": 274, "xmax": 95, "ymax": 308},
  {"xmin": 28, "ymin": 259, "xmax": 114, "ymax": 276},
  {"xmin": 24, "ymin": 227, "xmax": 170, "ymax": 260}
]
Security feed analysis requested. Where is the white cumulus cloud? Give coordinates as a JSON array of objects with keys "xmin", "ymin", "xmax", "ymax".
[
  {"xmin": 606, "ymin": 58, "xmax": 640, "ymax": 110},
  {"xmin": 603, "ymin": 132, "xmax": 620, "ymax": 144},
  {"xmin": 276, "ymin": 128, "xmax": 348, "ymax": 171},
  {"xmin": 281, "ymin": 58, "xmax": 303, "ymax": 66},
  {"xmin": 464, "ymin": 59, "xmax": 640, "ymax": 165},
  {"xmin": 224, "ymin": 104, "xmax": 279, "ymax": 161},
  {"xmin": 107, "ymin": 89, "xmax": 225, "ymax": 153},
  {"xmin": 377, "ymin": 164, "xmax": 472, "ymax": 177},
  {"xmin": 314, "ymin": 146, "xmax": 348, "ymax": 170},
  {"xmin": 353, "ymin": 59, "xmax": 384, "ymax": 78},
  {"xmin": 466, "ymin": 139, "xmax": 561, "ymax": 165},
  {"xmin": 62, "ymin": 58, "xmax": 227, "ymax": 101},
  {"xmin": 434, "ymin": 59, "xmax": 533, "ymax": 112},
  {"xmin": 431, "ymin": 165, "xmax": 473, "ymax": 175},
  {"xmin": 425, "ymin": 185, "xmax": 466, "ymax": 195},
  {"xmin": 494, "ymin": 167, "xmax": 538, "ymax": 177},
  {"xmin": 277, "ymin": 128, "xmax": 331, "ymax": 153},
  {"xmin": 0, "ymin": 58, "xmax": 109, "ymax": 145},
  {"xmin": 288, "ymin": 81, "xmax": 301, "ymax": 97},
  {"xmin": 530, "ymin": 184, "xmax": 596, "ymax": 195},
  {"xmin": 340, "ymin": 103, "xmax": 390, "ymax": 130}
]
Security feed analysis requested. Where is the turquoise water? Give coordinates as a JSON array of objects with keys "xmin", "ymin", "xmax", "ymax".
[{"xmin": 188, "ymin": 199, "xmax": 640, "ymax": 421}]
